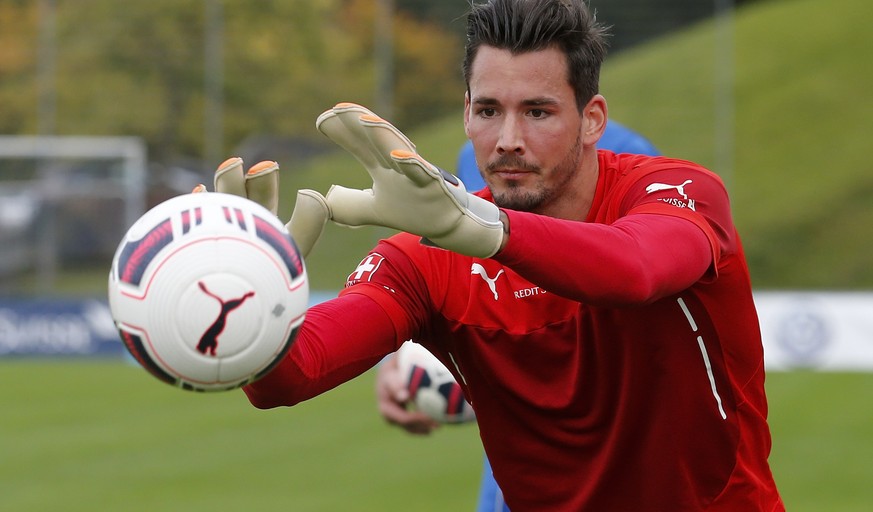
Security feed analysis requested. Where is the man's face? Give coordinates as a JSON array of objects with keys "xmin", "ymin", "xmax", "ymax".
[{"xmin": 464, "ymin": 45, "xmax": 587, "ymax": 214}]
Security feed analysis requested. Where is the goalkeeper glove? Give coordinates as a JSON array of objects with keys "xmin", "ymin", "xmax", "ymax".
[
  {"xmin": 306, "ymin": 102, "xmax": 505, "ymax": 258},
  {"xmin": 194, "ymin": 157, "xmax": 329, "ymax": 258}
]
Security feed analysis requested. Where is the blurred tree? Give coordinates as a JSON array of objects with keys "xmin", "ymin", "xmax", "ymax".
[
  {"xmin": 342, "ymin": 0, "xmax": 465, "ymax": 129},
  {"xmin": 220, "ymin": 0, "xmax": 368, "ymax": 153},
  {"xmin": 0, "ymin": 1, "xmax": 39, "ymax": 134},
  {"xmin": 397, "ymin": 0, "xmax": 469, "ymax": 33},
  {"xmin": 0, "ymin": 0, "xmax": 463, "ymax": 167},
  {"xmin": 393, "ymin": 9, "xmax": 465, "ymax": 128},
  {"xmin": 0, "ymin": 0, "xmax": 758, "ymax": 168},
  {"xmin": 51, "ymin": 0, "xmax": 206, "ymax": 162}
]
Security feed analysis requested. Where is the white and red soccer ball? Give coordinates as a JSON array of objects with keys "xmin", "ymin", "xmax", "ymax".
[
  {"xmin": 108, "ymin": 192, "xmax": 308, "ymax": 392},
  {"xmin": 395, "ymin": 340, "xmax": 476, "ymax": 424}
]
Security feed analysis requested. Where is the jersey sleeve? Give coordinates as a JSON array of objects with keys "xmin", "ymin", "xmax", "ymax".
[
  {"xmin": 618, "ymin": 164, "xmax": 736, "ymax": 274},
  {"xmin": 338, "ymin": 235, "xmax": 435, "ymax": 341},
  {"xmin": 242, "ymin": 292, "xmax": 399, "ymax": 408},
  {"xmin": 243, "ymin": 235, "xmax": 436, "ymax": 409},
  {"xmin": 494, "ymin": 165, "xmax": 732, "ymax": 306}
]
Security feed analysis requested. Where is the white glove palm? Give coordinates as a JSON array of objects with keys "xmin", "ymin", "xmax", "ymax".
[{"xmin": 311, "ymin": 103, "xmax": 505, "ymax": 258}]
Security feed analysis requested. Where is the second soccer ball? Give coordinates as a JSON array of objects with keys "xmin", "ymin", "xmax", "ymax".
[{"xmin": 395, "ymin": 340, "xmax": 476, "ymax": 424}]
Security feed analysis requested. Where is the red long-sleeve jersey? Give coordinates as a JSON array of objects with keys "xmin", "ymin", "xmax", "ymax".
[{"xmin": 244, "ymin": 151, "xmax": 783, "ymax": 511}]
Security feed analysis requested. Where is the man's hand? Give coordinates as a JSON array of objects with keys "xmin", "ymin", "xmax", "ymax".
[
  {"xmin": 375, "ymin": 353, "xmax": 440, "ymax": 435},
  {"xmin": 194, "ymin": 157, "xmax": 329, "ymax": 258},
  {"xmin": 305, "ymin": 102, "xmax": 505, "ymax": 258}
]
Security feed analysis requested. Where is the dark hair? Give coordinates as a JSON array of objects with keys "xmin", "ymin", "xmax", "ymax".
[{"xmin": 463, "ymin": 0, "xmax": 610, "ymax": 111}]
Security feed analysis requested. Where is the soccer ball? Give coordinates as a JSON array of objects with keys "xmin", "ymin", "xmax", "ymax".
[
  {"xmin": 395, "ymin": 340, "xmax": 476, "ymax": 424},
  {"xmin": 107, "ymin": 192, "xmax": 308, "ymax": 392}
]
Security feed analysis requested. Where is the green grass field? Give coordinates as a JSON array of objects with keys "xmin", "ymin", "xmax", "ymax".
[
  {"xmin": 2, "ymin": 361, "xmax": 872, "ymax": 511},
  {"xmin": 0, "ymin": 360, "xmax": 483, "ymax": 511}
]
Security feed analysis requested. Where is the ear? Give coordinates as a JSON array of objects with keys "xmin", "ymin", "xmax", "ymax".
[
  {"xmin": 463, "ymin": 90, "xmax": 472, "ymax": 138},
  {"xmin": 582, "ymin": 94, "xmax": 608, "ymax": 147}
]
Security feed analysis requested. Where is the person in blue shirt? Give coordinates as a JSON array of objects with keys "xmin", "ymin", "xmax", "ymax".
[{"xmin": 459, "ymin": 119, "xmax": 660, "ymax": 512}]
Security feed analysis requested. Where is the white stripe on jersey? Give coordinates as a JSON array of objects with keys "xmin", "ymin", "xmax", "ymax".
[{"xmin": 678, "ymin": 298, "xmax": 727, "ymax": 420}]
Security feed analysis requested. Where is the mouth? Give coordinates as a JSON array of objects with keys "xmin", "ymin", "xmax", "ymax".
[{"xmin": 492, "ymin": 168, "xmax": 533, "ymax": 180}]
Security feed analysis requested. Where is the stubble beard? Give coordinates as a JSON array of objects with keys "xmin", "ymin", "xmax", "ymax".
[{"xmin": 488, "ymin": 133, "xmax": 582, "ymax": 213}]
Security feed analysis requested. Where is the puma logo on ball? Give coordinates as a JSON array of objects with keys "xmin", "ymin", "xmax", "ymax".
[{"xmin": 197, "ymin": 281, "xmax": 255, "ymax": 356}]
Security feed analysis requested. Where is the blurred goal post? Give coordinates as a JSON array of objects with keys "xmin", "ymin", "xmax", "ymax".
[{"xmin": 0, "ymin": 136, "xmax": 147, "ymax": 290}]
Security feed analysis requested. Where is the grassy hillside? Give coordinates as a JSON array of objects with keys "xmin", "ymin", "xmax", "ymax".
[
  {"xmin": 279, "ymin": 0, "xmax": 873, "ymax": 291},
  {"xmin": 602, "ymin": 0, "xmax": 873, "ymax": 289}
]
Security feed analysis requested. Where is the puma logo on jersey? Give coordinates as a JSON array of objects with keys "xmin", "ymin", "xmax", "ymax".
[
  {"xmin": 645, "ymin": 179, "xmax": 696, "ymax": 211},
  {"xmin": 646, "ymin": 179, "xmax": 692, "ymax": 199},
  {"xmin": 471, "ymin": 263, "xmax": 504, "ymax": 300}
]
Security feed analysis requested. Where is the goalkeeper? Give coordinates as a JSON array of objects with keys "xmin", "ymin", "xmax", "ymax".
[
  {"xmin": 240, "ymin": 0, "xmax": 784, "ymax": 509},
  {"xmin": 374, "ymin": 121, "xmax": 660, "ymax": 512}
]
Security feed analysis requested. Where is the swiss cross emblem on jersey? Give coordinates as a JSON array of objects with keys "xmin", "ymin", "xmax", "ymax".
[{"xmin": 346, "ymin": 253, "xmax": 386, "ymax": 287}]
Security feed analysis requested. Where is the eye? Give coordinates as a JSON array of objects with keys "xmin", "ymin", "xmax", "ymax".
[
  {"xmin": 528, "ymin": 109, "xmax": 548, "ymax": 119},
  {"xmin": 478, "ymin": 107, "xmax": 497, "ymax": 118}
]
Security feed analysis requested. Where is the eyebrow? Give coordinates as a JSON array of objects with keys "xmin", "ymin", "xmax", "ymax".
[{"xmin": 472, "ymin": 96, "xmax": 560, "ymax": 107}]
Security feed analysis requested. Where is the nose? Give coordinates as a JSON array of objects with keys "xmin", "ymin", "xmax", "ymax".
[{"xmin": 496, "ymin": 117, "xmax": 525, "ymax": 156}]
